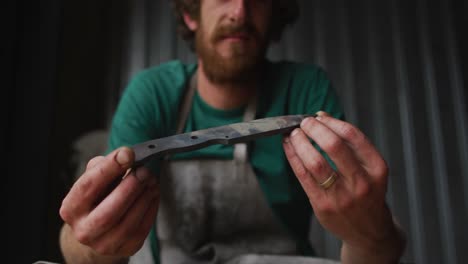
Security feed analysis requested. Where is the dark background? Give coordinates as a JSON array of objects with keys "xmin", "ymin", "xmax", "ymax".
[{"xmin": 6, "ymin": 0, "xmax": 467, "ymax": 263}]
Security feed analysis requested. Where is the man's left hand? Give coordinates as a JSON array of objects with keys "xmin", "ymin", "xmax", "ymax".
[{"xmin": 283, "ymin": 111, "xmax": 405, "ymax": 263}]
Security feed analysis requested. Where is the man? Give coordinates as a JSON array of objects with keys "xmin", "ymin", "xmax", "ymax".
[{"xmin": 59, "ymin": 0, "xmax": 406, "ymax": 263}]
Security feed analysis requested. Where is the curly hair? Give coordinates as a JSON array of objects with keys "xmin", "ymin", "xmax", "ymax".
[{"xmin": 171, "ymin": 0, "xmax": 299, "ymax": 50}]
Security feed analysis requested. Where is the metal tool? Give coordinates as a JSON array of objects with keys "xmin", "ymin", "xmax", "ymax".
[{"xmin": 131, "ymin": 114, "xmax": 313, "ymax": 166}]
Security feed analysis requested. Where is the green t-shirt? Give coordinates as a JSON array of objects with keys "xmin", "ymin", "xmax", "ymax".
[{"xmin": 107, "ymin": 60, "xmax": 344, "ymax": 260}]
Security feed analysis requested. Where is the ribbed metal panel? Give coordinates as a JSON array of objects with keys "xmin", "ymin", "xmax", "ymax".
[{"xmin": 122, "ymin": 0, "xmax": 468, "ymax": 263}]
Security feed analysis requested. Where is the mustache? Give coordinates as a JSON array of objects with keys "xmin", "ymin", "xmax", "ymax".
[{"xmin": 211, "ymin": 22, "xmax": 259, "ymax": 42}]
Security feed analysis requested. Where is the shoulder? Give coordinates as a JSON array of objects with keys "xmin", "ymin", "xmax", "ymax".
[{"xmin": 111, "ymin": 60, "xmax": 196, "ymax": 142}]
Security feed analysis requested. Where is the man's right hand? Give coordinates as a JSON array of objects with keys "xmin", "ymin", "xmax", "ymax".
[{"xmin": 59, "ymin": 147, "xmax": 159, "ymax": 262}]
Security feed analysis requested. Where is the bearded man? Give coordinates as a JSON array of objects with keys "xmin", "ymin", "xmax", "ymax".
[{"xmin": 59, "ymin": 0, "xmax": 406, "ymax": 263}]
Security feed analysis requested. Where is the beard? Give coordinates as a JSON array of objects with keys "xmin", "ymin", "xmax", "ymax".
[{"xmin": 195, "ymin": 20, "xmax": 269, "ymax": 85}]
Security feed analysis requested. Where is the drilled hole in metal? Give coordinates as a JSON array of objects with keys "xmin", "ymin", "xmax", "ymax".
[
  {"xmin": 225, "ymin": 136, "xmax": 229, "ymax": 138},
  {"xmin": 191, "ymin": 136, "xmax": 198, "ymax": 140},
  {"xmin": 148, "ymin": 144, "xmax": 156, "ymax": 149}
]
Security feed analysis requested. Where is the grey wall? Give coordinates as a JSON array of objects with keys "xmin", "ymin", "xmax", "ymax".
[{"xmin": 119, "ymin": 0, "xmax": 468, "ymax": 263}]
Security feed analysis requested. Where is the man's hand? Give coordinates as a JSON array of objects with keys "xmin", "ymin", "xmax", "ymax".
[
  {"xmin": 59, "ymin": 147, "xmax": 159, "ymax": 263},
  {"xmin": 283, "ymin": 112, "xmax": 405, "ymax": 263}
]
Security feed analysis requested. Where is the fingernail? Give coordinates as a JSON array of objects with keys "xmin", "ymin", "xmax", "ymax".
[
  {"xmin": 283, "ymin": 136, "xmax": 290, "ymax": 143},
  {"xmin": 301, "ymin": 117, "xmax": 312, "ymax": 127},
  {"xmin": 116, "ymin": 148, "xmax": 131, "ymax": 166},
  {"xmin": 316, "ymin": 115, "xmax": 323, "ymax": 121},
  {"xmin": 291, "ymin": 128, "xmax": 300, "ymax": 137},
  {"xmin": 316, "ymin": 111, "xmax": 330, "ymax": 119}
]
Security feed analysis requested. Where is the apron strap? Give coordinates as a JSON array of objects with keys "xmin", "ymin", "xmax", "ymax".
[{"xmin": 175, "ymin": 71, "xmax": 198, "ymax": 135}]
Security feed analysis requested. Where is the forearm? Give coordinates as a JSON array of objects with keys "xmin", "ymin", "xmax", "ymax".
[
  {"xmin": 59, "ymin": 224, "xmax": 129, "ymax": 264},
  {"xmin": 340, "ymin": 220, "xmax": 406, "ymax": 264}
]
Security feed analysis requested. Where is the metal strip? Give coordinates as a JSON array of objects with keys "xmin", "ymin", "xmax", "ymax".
[{"xmin": 132, "ymin": 115, "xmax": 310, "ymax": 166}]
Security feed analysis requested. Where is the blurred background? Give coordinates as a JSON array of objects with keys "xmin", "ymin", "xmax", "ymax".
[{"xmin": 6, "ymin": 0, "xmax": 467, "ymax": 263}]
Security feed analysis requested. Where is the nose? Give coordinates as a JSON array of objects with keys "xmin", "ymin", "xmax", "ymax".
[{"xmin": 229, "ymin": 0, "xmax": 247, "ymax": 23}]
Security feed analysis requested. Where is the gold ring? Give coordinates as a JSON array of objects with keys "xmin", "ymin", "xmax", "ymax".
[{"xmin": 319, "ymin": 171, "xmax": 338, "ymax": 190}]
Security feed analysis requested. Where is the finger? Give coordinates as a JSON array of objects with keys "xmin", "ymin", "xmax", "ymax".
[
  {"xmin": 89, "ymin": 181, "xmax": 158, "ymax": 255},
  {"xmin": 83, "ymin": 166, "xmax": 155, "ymax": 241},
  {"xmin": 315, "ymin": 112, "xmax": 387, "ymax": 178},
  {"xmin": 288, "ymin": 128, "xmax": 339, "ymax": 186},
  {"xmin": 118, "ymin": 191, "xmax": 159, "ymax": 256},
  {"xmin": 60, "ymin": 156, "xmax": 110, "ymax": 223},
  {"xmin": 62, "ymin": 147, "xmax": 135, "ymax": 216},
  {"xmin": 299, "ymin": 117, "xmax": 368, "ymax": 184},
  {"xmin": 86, "ymin": 156, "xmax": 105, "ymax": 170},
  {"xmin": 61, "ymin": 156, "xmax": 108, "ymax": 223},
  {"xmin": 316, "ymin": 111, "xmax": 332, "ymax": 117},
  {"xmin": 283, "ymin": 136, "xmax": 322, "ymax": 201}
]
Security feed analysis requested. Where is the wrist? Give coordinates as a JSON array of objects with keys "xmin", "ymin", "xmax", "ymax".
[{"xmin": 341, "ymin": 220, "xmax": 406, "ymax": 264}]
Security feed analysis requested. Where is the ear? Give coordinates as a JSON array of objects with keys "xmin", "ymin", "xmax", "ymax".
[{"xmin": 183, "ymin": 12, "xmax": 198, "ymax": 31}]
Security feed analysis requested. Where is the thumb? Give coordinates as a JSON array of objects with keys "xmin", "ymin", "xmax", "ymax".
[{"xmin": 112, "ymin": 146, "xmax": 135, "ymax": 168}]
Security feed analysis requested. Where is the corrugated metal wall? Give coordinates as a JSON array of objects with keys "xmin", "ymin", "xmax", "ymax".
[{"xmin": 120, "ymin": 0, "xmax": 468, "ymax": 263}]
